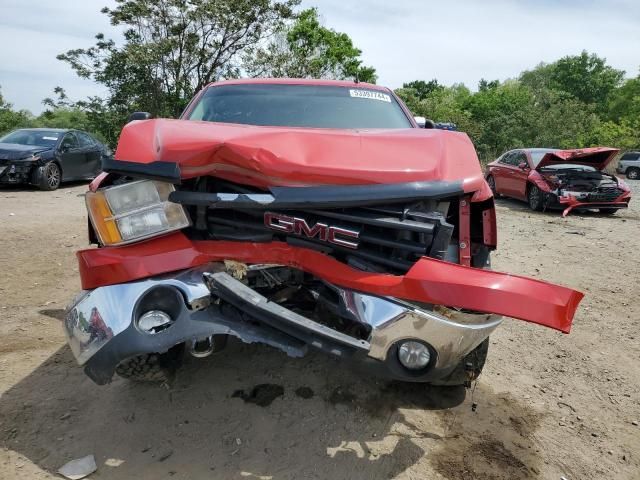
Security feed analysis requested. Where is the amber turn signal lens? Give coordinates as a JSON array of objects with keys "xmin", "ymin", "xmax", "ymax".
[
  {"xmin": 85, "ymin": 180, "xmax": 190, "ymax": 246},
  {"xmin": 85, "ymin": 191, "xmax": 122, "ymax": 245}
]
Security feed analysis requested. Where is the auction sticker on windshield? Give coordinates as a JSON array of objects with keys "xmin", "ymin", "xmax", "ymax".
[{"xmin": 349, "ymin": 89, "xmax": 391, "ymax": 103}]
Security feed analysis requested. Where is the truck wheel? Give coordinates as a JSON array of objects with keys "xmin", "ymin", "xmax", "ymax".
[
  {"xmin": 527, "ymin": 184, "xmax": 543, "ymax": 211},
  {"xmin": 37, "ymin": 162, "xmax": 61, "ymax": 191},
  {"xmin": 599, "ymin": 208, "xmax": 618, "ymax": 215},
  {"xmin": 115, "ymin": 344, "xmax": 184, "ymax": 383},
  {"xmin": 627, "ymin": 168, "xmax": 639, "ymax": 180},
  {"xmin": 431, "ymin": 338, "xmax": 489, "ymax": 387}
]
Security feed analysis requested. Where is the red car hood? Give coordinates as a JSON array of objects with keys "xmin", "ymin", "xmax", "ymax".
[
  {"xmin": 536, "ymin": 147, "xmax": 619, "ymax": 171},
  {"xmin": 114, "ymin": 119, "xmax": 486, "ymax": 191}
]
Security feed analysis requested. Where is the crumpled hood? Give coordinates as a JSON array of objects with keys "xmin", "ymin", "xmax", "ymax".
[
  {"xmin": 114, "ymin": 119, "xmax": 486, "ymax": 190},
  {"xmin": 0, "ymin": 143, "xmax": 49, "ymax": 161},
  {"xmin": 536, "ymin": 147, "xmax": 619, "ymax": 171}
]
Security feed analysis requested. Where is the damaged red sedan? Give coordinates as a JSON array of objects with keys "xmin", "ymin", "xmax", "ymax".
[
  {"xmin": 64, "ymin": 79, "xmax": 583, "ymax": 387},
  {"xmin": 486, "ymin": 147, "xmax": 632, "ymax": 216}
]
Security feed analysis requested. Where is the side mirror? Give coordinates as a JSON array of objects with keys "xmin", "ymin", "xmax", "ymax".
[
  {"xmin": 127, "ymin": 111, "xmax": 153, "ymax": 123},
  {"xmin": 60, "ymin": 143, "xmax": 70, "ymax": 153},
  {"xmin": 518, "ymin": 162, "xmax": 529, "ymax": 170},
  {"xmin": 414, "ymin": 116, "xmax": 437, "ymax": 129}
]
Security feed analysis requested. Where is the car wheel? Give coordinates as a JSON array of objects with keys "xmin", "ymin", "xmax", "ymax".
[
  {"xmin": 599, "ymin": 208, "xmax": 618, "ymax": 215},
  {"xmin": 627, "ymin": 168, "xmax": 639, "ymax": 180},
  {"xmin": 486, "ymin": 175, "xmax": 499, "ymax": 197},
  {"xmin": 527, "ymin": 184, "xmax": 543, "ymax": 211},
  {"xmin": 37, "ymin": 162, "xmax": 61, "ymax": 191}
]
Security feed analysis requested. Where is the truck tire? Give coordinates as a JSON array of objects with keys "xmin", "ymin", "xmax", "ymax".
[
  {"xmin": 599, "ymin": 208, "xmax": 618, "ymax": 215},
  {"xmin": 115, "ymin": 344, "xmax": 184, "ymax": 383},
  {"xmin": 431, "ymin": 338, "xmax": 489, "ymax": 387}
]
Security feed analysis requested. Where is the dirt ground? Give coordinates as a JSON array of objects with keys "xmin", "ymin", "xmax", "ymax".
[{"xmin": 1, "ymin": 180, "xmax": 639, "ymax": 480}]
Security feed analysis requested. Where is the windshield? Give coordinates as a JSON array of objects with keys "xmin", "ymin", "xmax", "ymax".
[
  {"xmin": 0, "ymin": 129, "xmax": 62, "ymax": 147},
  {"xmin": 186, "ymin": 84, "xmax": 413, "ymax": 129},
  {"xmin": 529, "ymin": 149, "xmax": 557, "ymax": 166}
]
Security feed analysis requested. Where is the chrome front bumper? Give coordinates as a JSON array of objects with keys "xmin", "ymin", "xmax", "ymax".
[{"xmin": 64, "ymin": 263, "xmax": 502, "ymax": 385}]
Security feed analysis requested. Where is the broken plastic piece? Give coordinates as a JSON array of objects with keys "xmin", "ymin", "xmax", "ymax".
[{"xmin": 58, "ymin": 455, "xmax": 97, "ymax": 480}]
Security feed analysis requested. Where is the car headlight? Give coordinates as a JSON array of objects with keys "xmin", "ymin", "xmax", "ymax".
[{"xmin": 85, "ymin": 180, "xmax": 190, "ymax": 245}]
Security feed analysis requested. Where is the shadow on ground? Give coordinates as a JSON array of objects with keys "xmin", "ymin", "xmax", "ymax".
[{"xmin": 0, "ymin": 341, "xmax": 541, "ymax": 479}]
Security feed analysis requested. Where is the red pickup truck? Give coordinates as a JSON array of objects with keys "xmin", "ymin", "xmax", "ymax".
[{"xmin": 64, "ymin": 79, "xmax": 583, "ymax": 387}]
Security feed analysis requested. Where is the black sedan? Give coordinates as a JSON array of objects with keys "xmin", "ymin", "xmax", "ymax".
[{"xmin": 0, "ymin": 128, "xmax": 109, "ymax": 190}]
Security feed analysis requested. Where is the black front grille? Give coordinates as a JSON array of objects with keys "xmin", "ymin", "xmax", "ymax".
[
  {"xmin": 204, "ymin": 204, "xmax": 454, "ymax": 274},
  {"xmin": 587, "ymin": 187, "xmax": 623, "ymax": 202}
]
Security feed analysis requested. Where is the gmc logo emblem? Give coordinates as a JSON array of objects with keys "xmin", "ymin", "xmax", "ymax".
[{"xmin": 264, "ymin": 212, "xmax": 360, "ymax": 249}]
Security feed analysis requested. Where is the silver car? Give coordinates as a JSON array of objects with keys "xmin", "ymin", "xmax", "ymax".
[{"xmin": 617, "ymin": 151, "xmax": 640, "ymax": 180}]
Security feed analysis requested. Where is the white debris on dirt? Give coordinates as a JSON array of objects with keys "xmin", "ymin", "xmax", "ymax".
[{"xmin": 57, "ymin": 455, "xmax": 97, "ymax": 479}]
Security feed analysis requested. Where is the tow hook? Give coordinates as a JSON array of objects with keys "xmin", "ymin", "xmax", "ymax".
[{"xmin": 188, "ymin": 335, "xmax": 228, "ymax": 358}]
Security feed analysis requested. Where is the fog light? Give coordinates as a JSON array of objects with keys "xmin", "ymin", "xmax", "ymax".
[
  {"xmin": 398, "ymin": 341, "xmax": 431, "ymax": 370},
  {"xmin": 137, "ymin": 310, "xmax": 173, "ymax": 334}
]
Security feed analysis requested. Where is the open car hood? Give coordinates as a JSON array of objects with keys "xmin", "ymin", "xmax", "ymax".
[
  {"xmin": 536, "ymin": 147, "xmax": 619, "ymax": 171},
  {"xmin": 113, "ymin": 119, "xmax": 486, "ymax": 191}
]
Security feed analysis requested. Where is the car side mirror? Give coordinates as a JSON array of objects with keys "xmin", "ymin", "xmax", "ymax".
[
  {"xmin": 414, "ymin": 116, "xmax": 436, "ymax": 129},
  {"xmin": 127, "ymin": 111, "xmax": 153, "ymax": 123},
  {"xmin": 60, "ymin": 144, "xmax": 70, "ymax": 153},
  {"xmin": 518, "ymin": 162, "xmax": 529, "ymax": 170}
]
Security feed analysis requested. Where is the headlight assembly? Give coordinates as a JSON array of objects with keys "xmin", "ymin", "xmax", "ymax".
[{"xmin": 86, "ymin": 180, "xmax": 190, "ymax": 246}]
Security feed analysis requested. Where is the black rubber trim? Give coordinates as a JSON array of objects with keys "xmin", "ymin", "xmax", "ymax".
[
  {"xmin": 169, "ymin": 180, "xmax": 464, "ymax": 209},
  {"xmin": 102, "ymin": 157, "xmax": 182, "ymax": 184}
]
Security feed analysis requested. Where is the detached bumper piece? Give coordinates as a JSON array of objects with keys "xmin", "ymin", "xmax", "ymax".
[
  {"xmin": 76, "ymin": 233, "xmax": 583, "ymax": 333},
  {"xmin": 65, "ymin": 263, "xmax": 503, "ymax": 385},
  {"xmin": 552, "ymin": 187, "xmax": 631, "ymax": 217}
]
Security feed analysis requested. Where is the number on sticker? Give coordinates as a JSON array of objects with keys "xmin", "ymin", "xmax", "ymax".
[{"xmin": 349, "ymin": 89, "xmax": 391, "ymax": 103}]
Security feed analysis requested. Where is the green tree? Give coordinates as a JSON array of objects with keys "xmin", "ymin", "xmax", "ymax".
[
  {"xmin": 39, "ymin": 88, "xmax": 106, "ymax": 142},
  {"xmin": 527, "ymin": 89, "xmax": 601, "ymax": 149},
  {"xmin": 606, "ymin": 74, "xmax": 640, "ymax": 122},
  {"xmin": 401, "ymin": 79, "xmax": 443, "ymax": 100},
  {"xmin": 58, "ymin": 0, "xmax": 299, "ymax": 123},
  {"xmin": 478, "ymin": 79, "xmax": 499, "ymax": 92},
  {"xmin": 593, "ymin": 119, "xmax": 640, "ymax": 150},
  {"xmin": 0, "ymin": 88, "xmax": 33, "ymax": 135},
  {"xmin": 462, "ymin": 80, "xmax": 537, "ymax": 158},
  {"xmin": 246, "ymin": 8, "xmax": 376, "ymax": 82},
  {"xmin": 521, "ymin": 51, "xmax": 624, "ymax": 107}
]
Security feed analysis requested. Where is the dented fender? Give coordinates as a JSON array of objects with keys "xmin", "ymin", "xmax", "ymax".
[{"xmin": 77, "ymin": 232, "xmax": 583, "ymax": 333}]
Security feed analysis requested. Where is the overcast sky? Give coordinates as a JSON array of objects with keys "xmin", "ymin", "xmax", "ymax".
[{"xmin": 1, "ymin": 0, "xmax": 638, "ymax": 114}]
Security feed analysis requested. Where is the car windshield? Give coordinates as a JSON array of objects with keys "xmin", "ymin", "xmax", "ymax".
[
  {"xmin": 529, "ymin": 149, "xmax": 557, "ymax": 166},
  {"xmin": 0, "ymin": 129, "xmax": 62, "ymax": 147},
  {"xmin": 186, "ymin": 84, "xmax": 413, "ymax": 129}
]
